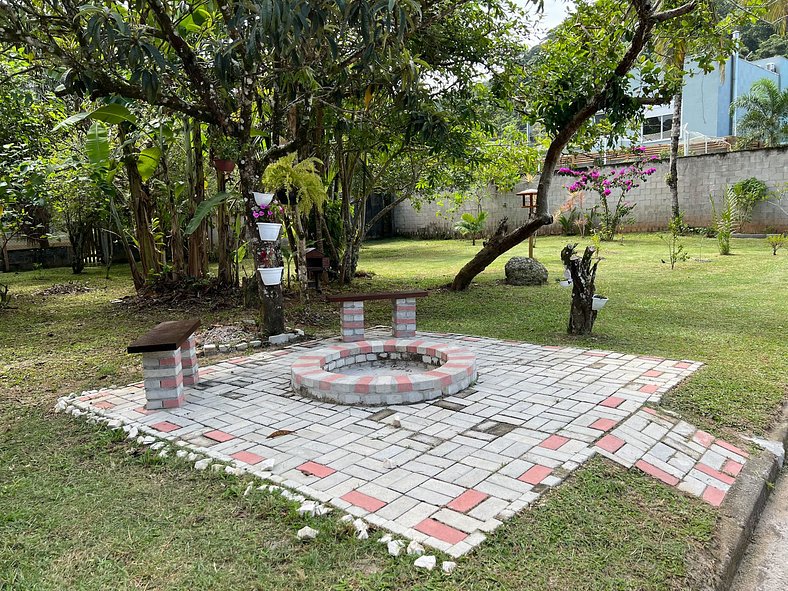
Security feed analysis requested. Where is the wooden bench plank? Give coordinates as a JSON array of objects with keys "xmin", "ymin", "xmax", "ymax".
[
  {"xmin": 128, "ymin": 318, "xmax": 201, "ymax": 353},
  {"xmin": 326, "ymin": 290, "xmax": 428, "ymax": 303}
]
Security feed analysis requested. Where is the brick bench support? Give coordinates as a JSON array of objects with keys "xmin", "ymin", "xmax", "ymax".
[
  {"xmin": 128, "ymin": 318, "xmax": 201, "ymax": 410},
  {"xmin": 327, "ymin": 291, "xmax": 427, "ymax": 342}
]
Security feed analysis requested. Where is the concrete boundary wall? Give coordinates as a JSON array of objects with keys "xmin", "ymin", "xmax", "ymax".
[{"xmin": 393, "ymin": 147, "xmax": 788, "ymax": 237}]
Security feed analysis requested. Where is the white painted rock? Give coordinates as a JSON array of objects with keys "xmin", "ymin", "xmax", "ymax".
[
  {"xmin": 150, "ymin": 441, "xmax": 165, "ymax": 451},
  {"xmin": 414, "ymin": 555, "xmax": 436, "ymax": 570},
  {"xmin": 391, "ymin": 415, "xmax": 402, "ymax": 428},
  {"xmin": 281, "ymin": 490, "xmax": 305, "ymax": 503},
  {"xmin": 194, "ymin": 459, "xmax": 211, "ymax": 471},
  {"xmin": 356, "ymin": 529, "xmax": 369, "ymax": 540},
  {"xmin": 384, "ymin": 458, "xmax": 396, "ymax": 470},
  {"xmin": 378, "ymin": 534, "xmax": 393, "ymax": 544},
  {"xmin": 406, "ymin": 540, "xmax": 425, "ymax": 556},
  {"xmin": 243, "ymin": 483, "xmax": 253, "ymax": 497},
  {"xmin": 176, "ymin": 450, "xmax": 188, "ymax": 459},
  {"xmin": 212, "ymin": 464, "xmax": 225, "ymax": 472},
  {"xmin": 235, "ymin": 342, "xmax": 248, "ymax": 351},
  {"xmin": 387, "ymin": 540, "xmax": 405, "ymax": 557},
  {"xmin": 442, "ymin": 561, "xmax": 457, "ymax": 574},
  {"xmin": 141, "ymin": 435, "xmax": 156, "ymax": 445},
  {"xmin": 107, "ymin": 419, "xmax": 122, "ymax": 429},
  {"xmin": 340, "ymin": 515, "xmax": 354, "ymax": 524},
  {"xmin": 298, "ymin": 501, "xmax": 317, "ymax": 516},
  {"xmin": 297, "ymin": 526, "xmax": 318, "ymax": 540},
  {"xmin": 313, "ymin": 504, "xmax": 331, "ymax": 516},
  {"xmin": 225, "ymin": 466, "xmax": 244, "ymax": 476},
  {"xmin": 186, "ymin": 452, "xmax": 198, "ymax": 461},
  {"xmin": 352, "ymin": 519, "xmax": 367, "ymax": 533},
  {"xmin": 55, "ymin": 400, "xmax": 67, "ymax": 412},
  {"xmin": 259, "ymin": 458, "xmax": 276, "ymax": 470},
  {"xmin": 158, "ymin": 449, "xmax": 169, "ymax": 458}
]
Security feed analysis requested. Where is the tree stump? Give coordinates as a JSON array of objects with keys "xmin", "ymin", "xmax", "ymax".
[{"xmin": 566, "ymin": 245, "xmax": 599, "ymax": 335}]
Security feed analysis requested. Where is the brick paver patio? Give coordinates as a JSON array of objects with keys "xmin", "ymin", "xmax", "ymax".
[{"xmin": 60, "ymin": 330, "xmax": 748, "ymax": 557}]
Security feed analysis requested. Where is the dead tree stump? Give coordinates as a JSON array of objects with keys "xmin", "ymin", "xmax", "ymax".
[{"xmin": 566, "ymin": 245, "xmax": 599, "ymax": 335}]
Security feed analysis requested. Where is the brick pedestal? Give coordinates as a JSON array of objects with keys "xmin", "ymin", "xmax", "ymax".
[
  {"xmin": 142, "ymin": 348, "xmax": 185, "ymax": 410},
  {"xmin": 341, "ymin": 301, "xmax": 365, "ymax": 342},
  {"xmin": 392, "ymin": 298, "xmax": 417, "ymax": 337},
  {"xmin": 180, "ymin": 335, "xmax": 200, "ymax": 386}
]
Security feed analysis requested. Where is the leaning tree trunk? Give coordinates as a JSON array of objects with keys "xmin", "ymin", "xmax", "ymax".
[{"xmin": 567, "ymin": 246, "xmax": 599, "ymax": 335}]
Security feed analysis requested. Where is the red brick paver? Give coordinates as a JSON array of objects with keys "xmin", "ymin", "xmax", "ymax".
[
  {"xmin": 297, "ymin": 461, "xmax": 336, "ymax": 478},
  {"xmin": 204, "ymin": 429, "xmax": 235, "ymax": 443},
  {"xmin": 590, "ymin": 418, "xmax": 618, "ymax": 431},
  {"xmin": 635, "ymin": 460, "xmax": 679, "ymax": 486},
  {"xmin": 231, "ymin": 450, "xmax": 265, "ymax": 465},
  {"xmin": 539, "ymin": 435, "xmax": 569, "ymax": 450},
  {"xmin": 341, "ymin": 490, "xmax": 387, "ymax": 512},
  {"xmin": 415, "ymin": 518, "xmax": 468, "ymax": 544},
  {"xmin": 447, "ymin": 489, "xmax": 489, "ymax": 513},
  {"xmin": 518, "ymin": 465, "xmax": 553, "ymax": 485},
  {"xmin": 596, "ymin": 434, "xmax": 625, "ymax": 453},
  {"xmin": 151, "ymin": 421, "xmax": 180, "ymax": 433}
]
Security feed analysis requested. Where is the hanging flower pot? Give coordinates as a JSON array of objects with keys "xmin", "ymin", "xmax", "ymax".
[
  {"xmin": 592, "ymin": 294, "xmax": 608, "ymax": 311},
  {"xmin": 559, "ymin": 279, "xmax": 572, "ymax": 287},
  {"xmin": 563, "ymin": 268, "xmax": 572, "ymax": 280},
  {"xmin": 275, "ymin": 188, "xmax": 298, "ymax": 206},
  {"xmin": 258, "ymin": 266, "xmax": 284, "ymax": 286},
  {"xmin": 257, "ymin": 222, "xmax": 281, "ymax": 241},
  {"xmin": 253, "ymin": 192, "xmax": 274, "ymax": 207},
  {"xmin": 212, "ymin": 158, "xmax": 235, "ymax": 172}
]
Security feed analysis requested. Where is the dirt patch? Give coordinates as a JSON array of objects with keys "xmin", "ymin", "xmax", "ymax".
[
  {"xmin": 196, "ymin": 323, "xmax": 258, "ymax": 346},
  {"xmin": 36, "ymin": 282, "xmax": 94, "ymax": 296}
]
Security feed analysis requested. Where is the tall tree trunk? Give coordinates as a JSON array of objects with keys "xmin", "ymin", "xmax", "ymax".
[
  {"xmin": 119, "ymin": 127, "xmax": 161, "ymax": 282},
  {"xmin": 186, "ymin": 119, "xmax": 208, "ymax": 277},
  {"xmin": 291, "ymin": 202, "xmax": 309, "ymax": 299},
  {"xmin": 216, "ymin": 169, "xmax": 234, "ymax": 286},
  {"xmin": 160, "ymin": 146, "xmax": 184, "ymax": 280},
  {"xmin": 668, "ymin": 57, "xmax": 685, "ymax": 222},
  {"xmin": 238, "ymin": 159, "xmax": 285, "ymax": 336}
]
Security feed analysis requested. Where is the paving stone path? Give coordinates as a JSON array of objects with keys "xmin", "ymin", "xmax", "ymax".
[{"xmin": 62, "ymin": 331, "xmax": 749, "ymax": 557}]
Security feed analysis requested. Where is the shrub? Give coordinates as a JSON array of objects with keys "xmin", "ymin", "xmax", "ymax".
[{"xmin": 766, "ymin": 234, "xmax": 786, "ymax": 255}]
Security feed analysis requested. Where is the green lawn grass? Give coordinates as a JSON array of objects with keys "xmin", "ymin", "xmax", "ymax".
[{"xmin": 1, "ymin": 233, "xmax": 785, "ymax": 590}]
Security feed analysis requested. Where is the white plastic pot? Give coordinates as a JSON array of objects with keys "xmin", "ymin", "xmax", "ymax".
[
  {"xmin": 253, "ymin": 192, "xmax": 274, "ymax": 207},
  {"xmin": 563, "ymin": 268, "xmax": 572, "ymax": 280},
  {"xmin": 256, "ymin": 222, "xmax": 281, "ymax": 241},
  {"xmin": 592, "ymin": 295, "xmax": 608, "ymax": 311},
  {"xmin": 560, "ymin": 279, "xmax": 572, "ymax": 287},
  {"xmin": 258, "ymin": 266, "xmax": 284, "ymax": 286}
]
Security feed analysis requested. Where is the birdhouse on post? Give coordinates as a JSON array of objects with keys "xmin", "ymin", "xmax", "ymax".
[{"xmin": 516, "ymin": 189, "xmax": 539, "ymax": 258}]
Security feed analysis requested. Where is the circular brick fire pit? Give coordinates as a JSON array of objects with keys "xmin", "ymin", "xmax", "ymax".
[{"xmin": 290, "ymin": 339, "xmax": 477, "ymax": 405}]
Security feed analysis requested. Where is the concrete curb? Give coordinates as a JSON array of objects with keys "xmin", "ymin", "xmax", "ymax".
[{"xmin": 709, "ymin": 402, "xmax": 788, "ymax": 591}]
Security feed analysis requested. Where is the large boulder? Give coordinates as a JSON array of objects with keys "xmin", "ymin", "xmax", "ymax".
[{"xmin": 505, "ymin": 257, "xmax": 548, "ymax": 286}]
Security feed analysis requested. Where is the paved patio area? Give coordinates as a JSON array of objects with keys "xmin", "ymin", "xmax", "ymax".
[{"xmin": 61, "ymin": 330, "xmax": 749, "ymax": 557}]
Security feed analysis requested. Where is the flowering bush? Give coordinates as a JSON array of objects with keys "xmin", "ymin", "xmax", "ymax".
[
  {"xmin": 558, "ymin": 149, "xmax": 658, "ymax": 241},
  {"xmin": 252, "ymin": 204, "xmax": 278, "ymax": 222}
]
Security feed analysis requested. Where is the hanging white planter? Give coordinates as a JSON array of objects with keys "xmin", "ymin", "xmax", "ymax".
[
  {"xmin": 253, "ymin": 192, "xmax": 274, "ymax": 207},
  {"xmin": 563, "ymin": 268, "xmax": 572, "ymax": 280},
  {"xmin": 560, "ymin": 279, "xmax": 572, "ymax": 288},
  {"xmin": 592, "ymin": 295, "xmax": 608, "ymax": 311},
  {"xmin": 256, "ymin": 222, "xmax": 281, "ymax": 241},
  {"xmin": 258, "ymin": 266, "xmax": 284, "ymax": 286}
]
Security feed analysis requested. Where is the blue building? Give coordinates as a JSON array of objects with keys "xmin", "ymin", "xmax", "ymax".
[{"xmin": 641, "ymin": 55, "xmax": 788, "ymax": 146}]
